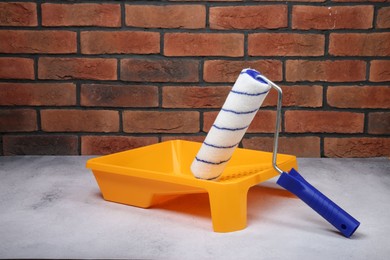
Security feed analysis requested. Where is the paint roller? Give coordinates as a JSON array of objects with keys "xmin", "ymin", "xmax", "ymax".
[
  {"xmin": 191, "ymin": 68, "xmax": 271, "ymax": 180},
  {"xmin": 191, "ymin": 68, "xmax": 360, "ymax": 237}
]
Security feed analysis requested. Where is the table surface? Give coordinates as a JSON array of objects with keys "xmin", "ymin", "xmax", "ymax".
[{"xmin": 0, "ymin": 156, "xmax": 389, "ymax": 259}]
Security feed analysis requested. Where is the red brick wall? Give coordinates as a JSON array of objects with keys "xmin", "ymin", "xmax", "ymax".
[{"xmin": 0, "ymin": 1, "xmax": 389, "ymax": 157}]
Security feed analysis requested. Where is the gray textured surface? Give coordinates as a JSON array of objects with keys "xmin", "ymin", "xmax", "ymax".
[{"xmin": 0, "ymin": 156, "xmax": 389, "ymax": 259}]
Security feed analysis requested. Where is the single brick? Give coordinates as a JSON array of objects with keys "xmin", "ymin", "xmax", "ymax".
[
  {"xmin": 81, "ymin": 136, "xmax": 159, "ymax": 155},
  {"xmin": 324, "ymin": 138, "xmax": 390, "ymax": 158},
  {"xmin": 286, "ymin": 60, "xmax": 366, "ymax": 82},
  {"xmin": 3, "ymin": 135, "xmax": 78, "ymax": 155},
  {"xmin": 123, "ymin": 111, "xmax": 199, "ymax": 133},
  {"xmin": 242, "ymin": 136, "xmax": 321, "ymax": 157},
  {"xmin": 0, "ymin": 2, "xmax": 37, "ymax": 26},
  {"xmin": 0, "ymin": 83, "xmax": 76, "ymax": 106},
  {"xmin": 164, "ymin": 33, "xmax": 244, "ymax": 57},
  {"xmin": 285, "ymin": 111, "xmax": 364, "ymax": 133},
  {"xmin": 376, "ymin": 7, "xmax": 390, "ymax": 28},
  {"xmin": 247, "ymin": 111, "xmax": 276, "ymax": 133},
  {"xmin": 368, "ymin": 112, "xmax": 390, "ymax": 135},
  {"xmin": 81, "ymin": 84, "xmax": 158, "ymax": 107},
  {"xmin": 0, "ymin": 30, "xmax": 76, "ymax": 54},
  {"xmin": 203, "ymin": 110, "xmax": 276, "ymax": 133},
  {"xmin": 38, "ymin": 58, "xmax": 117, "ymax": 80},
  {"xmin": 204, "ymin": 60, "xmax": 282, "ymax": 82},
  {"xmin": 209, "ymin": 5, "xmax": 287, "ymax": 29},
  {"xmin": 327, "ymin": 86, "xmax": 390, "ymax": 108},
  {"xmin": 0, "ymin": 109, "xmax": 37, "ymax": 132},
  {"xmin": 162, "ymin": 86, "xmax": 231, "ymax": 108},
  {"xmin": 42, "ymin": 3, "xmax": 120, "ymax": 27},
  {"xmin": 125, "ymin": 5, "xmax": 205, "ymax": 29},
  {"xmin": 81, "ymin": 31, "xmax": 160, "ymax": 54},
  {"xmin": 370, "ymin": 60, "xmax": 390, "ymax": 82},
  {"xmin": 121, "ymin": 58, "xmax": 199, "ymax": 82},
  {"xmin": 292, "ymin": 5, "xmax": 373, "ymax": 30},
  {"xmin": 248, "ymin": 33, "xmax": 324, "ymax": 56},
  {"xmin": 0, "ymin": 58, "xmax": 34, "ymax": 79},
  {"xmin": 329, "ymin": 33, "xmax": 390, "ymax": 56},
  {"xmin": 263, "ymin": 85, "xmax": 323, "ymax": 107},
  {"xmin": 41, "ymin": 110, "xmax": 119, "ymax": 132}
]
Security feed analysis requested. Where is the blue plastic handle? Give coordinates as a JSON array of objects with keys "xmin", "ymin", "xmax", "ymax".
[{"xmin": 277, "ymin": 168, "xmax": 360, "ymax": 238}]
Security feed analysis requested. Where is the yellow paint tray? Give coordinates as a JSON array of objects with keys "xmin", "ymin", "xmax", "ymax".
[{"xmin": 86, "ymin": 140, "xmax": 297, "ymax": 232}]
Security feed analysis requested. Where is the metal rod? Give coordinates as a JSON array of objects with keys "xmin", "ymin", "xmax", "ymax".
[{"xmin": 257, "ymin": 75, "xmax": 284, "ymax": 174}]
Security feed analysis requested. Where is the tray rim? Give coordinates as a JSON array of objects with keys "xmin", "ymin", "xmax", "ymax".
[{"xmin": 86, "ymin": 140, "xmax": 297, "ymax": 187}]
